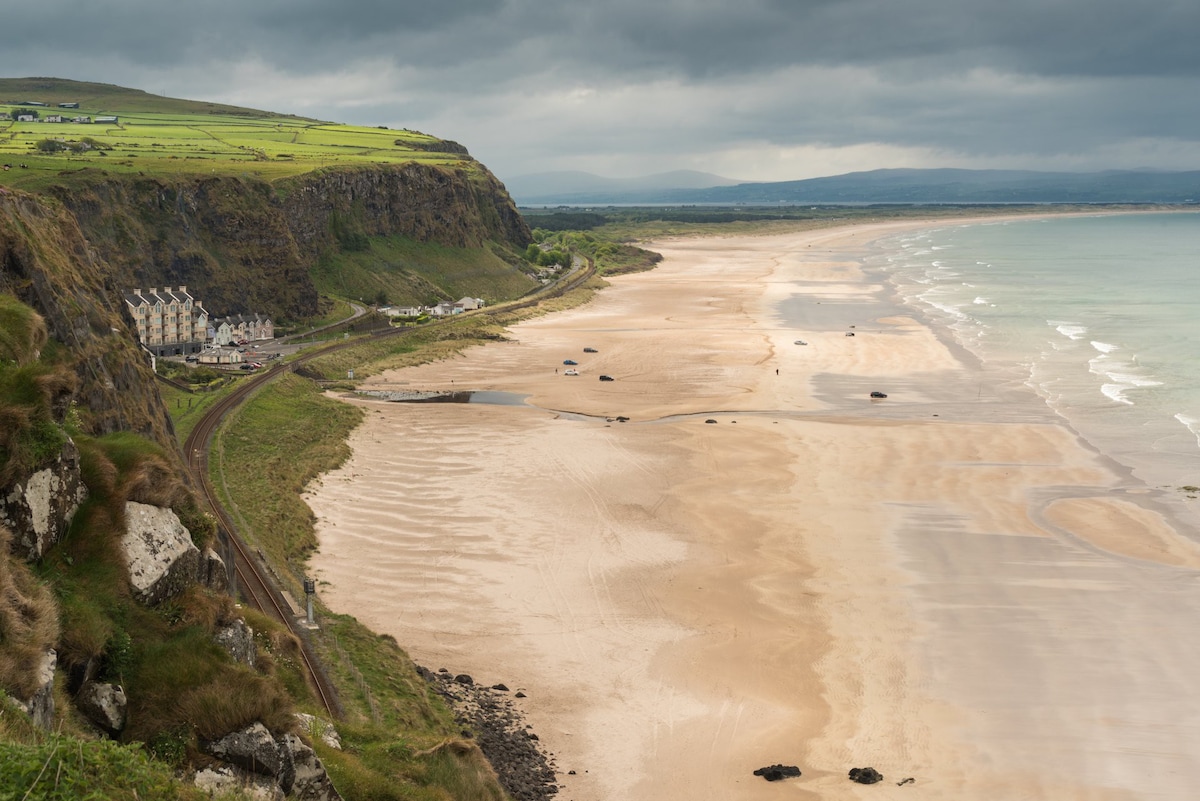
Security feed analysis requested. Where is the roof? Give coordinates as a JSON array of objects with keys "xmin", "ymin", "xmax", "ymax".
[{"xmin": 123, "ymin": 286, "xmax": 203, "ymax": 309}]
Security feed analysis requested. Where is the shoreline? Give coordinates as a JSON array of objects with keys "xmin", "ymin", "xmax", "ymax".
[{"xmin": 305, "ymin": 216, "xmax": 1200, "ymax": 800}]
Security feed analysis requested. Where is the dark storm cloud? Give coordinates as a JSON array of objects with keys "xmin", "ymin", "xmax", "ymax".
[
  {"xmin": 11, "ymin": 0, "xmax": 1200, "ymax": 79},
  {"xmin": 3, "ymin": 0, "xmax": 1199, "ymax": 178}
]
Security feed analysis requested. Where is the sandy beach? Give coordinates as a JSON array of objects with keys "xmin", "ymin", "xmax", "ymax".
[{"xmin": 304, "ymin": 219, "xmax": 1200, "ymax": 800}]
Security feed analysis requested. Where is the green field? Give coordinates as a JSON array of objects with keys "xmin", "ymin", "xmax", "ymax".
[{"xmin": 0, "ymin": 79, "xmax": 473, "ymax": 188}]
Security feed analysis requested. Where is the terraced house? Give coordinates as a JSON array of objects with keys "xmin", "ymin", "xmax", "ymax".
[
  {"xmin": 123, "ymin": 286, "xmax": 210, "ymax": 356},
  {"xmin": 210, "ymin": 313, "xmax": 274, "ymax": 346}
]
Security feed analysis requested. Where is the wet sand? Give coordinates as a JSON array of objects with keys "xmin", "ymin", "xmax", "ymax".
[{"xmin": 305, "ymin": 220, "xmax": 1200, "ymax": 800}]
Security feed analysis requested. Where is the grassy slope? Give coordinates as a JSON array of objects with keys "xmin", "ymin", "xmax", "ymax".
[
  {"xmin": 313, "ymin": 236, "xmax": 534, "ymax": 308},
  {"xmin": 0, "ymin": 296, "xmax": 266, "ymax": 801},
  {"xmin": 211, "ymin": 367, "xmax": 512, "ymax": 800},
  {"xmin": 0, "ymin": 78, "xmax": 475, "ymax": 191},
  {"xmin": 1, "ymin": 77, "xmax": 537, "ymax": 325}
]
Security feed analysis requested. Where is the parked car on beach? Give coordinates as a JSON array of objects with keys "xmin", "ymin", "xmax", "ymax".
[
  {"xmin": 563, "ymin": 359, "xmax": 578, "ymax": 365},
  {"xmin": 564, "ymin": 368, "xmax": 580, "ymax": 376}
]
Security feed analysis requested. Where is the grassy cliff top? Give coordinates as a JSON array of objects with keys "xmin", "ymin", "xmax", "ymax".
[{"xmin": 0, "ymin": 77, "xmax": 476, "ymax": 189}]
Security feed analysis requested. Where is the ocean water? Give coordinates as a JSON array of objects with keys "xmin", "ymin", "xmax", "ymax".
[{"xmin": 868, "ymin": 211, "xmax": 1200, "ymax": 493}]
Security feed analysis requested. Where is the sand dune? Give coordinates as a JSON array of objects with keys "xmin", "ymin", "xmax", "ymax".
[{"xmin": 305, "ymin": 220, "xmax": 1200, "ymax": 801}]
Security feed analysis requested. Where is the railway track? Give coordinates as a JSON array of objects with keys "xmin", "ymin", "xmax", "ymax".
[{"xmin": 181, "ymin": 260, "xmax": 597, "ymax": 720}]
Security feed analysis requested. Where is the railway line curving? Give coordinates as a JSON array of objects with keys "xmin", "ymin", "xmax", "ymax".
[{"xmin": 181, "ymin": 260, "xmax": 597, "ymax": 720}]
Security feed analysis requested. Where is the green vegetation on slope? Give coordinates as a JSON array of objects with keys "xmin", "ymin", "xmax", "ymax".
[
  {"xmin": 0, "ymin": 737, "xmax": 247, "ymax": 801},
  {"xmin": 0, "ymin": 79, "xmax": 474, "ymax": 191},
  {"xmin": 313, "ymin": 236, "xmax": 536, "ymax": 309},
  {"xmin": 208, "ymin": 363, "xmax": 515, "ymax": 800},
  {"xmin": 212, "ymin": 371, "xmax": 364, "ymax": 581},
  {"xmin": 0, "ymin": 294, "xmax": 273, "ymax": 800}
]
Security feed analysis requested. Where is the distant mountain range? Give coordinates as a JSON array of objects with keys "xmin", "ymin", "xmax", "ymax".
[
  {"xmin": 507, "ymin": 168, "xmax": 1200, "ymax": 206},
  {"xmin": 503, "ymin": 170, "xmax": 744, "ymax": 202}
]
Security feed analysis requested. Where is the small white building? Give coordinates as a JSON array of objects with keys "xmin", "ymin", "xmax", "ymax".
[
  {"xmin": 428, "ymin": 302, "xmax": 461, "ymax": 317},
  {"xmin": 382, "ymin": 306, "xmax": 423, "ymax": 318},
  {"xmin": 197, "ymin": 347, "xmax": 243, "ymax": 365}
]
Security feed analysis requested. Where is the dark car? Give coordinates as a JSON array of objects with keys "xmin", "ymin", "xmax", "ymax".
[
  {"xmin": 599, "ymin": 375, "xmax": 615, "ymax": 382},
  {"xmin": 870, "ymin": 391, "xmax": 887, "ymax": 398},
  {"xmin": 563, "ymin": 359, "xmax": 578, "ymax": 365},
  {"xmin": 583, "ymin": 347, "xmax": 598, "ymax": 353}
]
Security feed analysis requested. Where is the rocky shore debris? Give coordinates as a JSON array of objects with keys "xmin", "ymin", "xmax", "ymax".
[
  {"xmin": 753, "ymin": 764, "xmax": 802, "ymax": 781},
  {"xmin": 849, "ymin": 766, "xmax": 884, "ymax": 784},
  {"xmin": 420, "ymin": 666, "xmax": 559, "ymax": 801}
]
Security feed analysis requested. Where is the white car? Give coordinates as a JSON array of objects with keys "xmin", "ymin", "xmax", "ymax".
[{"xmin": 563, "ymin": 368, "xmax": 580, "ymax": 376}]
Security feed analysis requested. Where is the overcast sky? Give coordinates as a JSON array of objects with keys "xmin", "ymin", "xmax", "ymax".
[{"xmin": 4, "ymin": 0, "xmax": 1200, "ymax": 182}]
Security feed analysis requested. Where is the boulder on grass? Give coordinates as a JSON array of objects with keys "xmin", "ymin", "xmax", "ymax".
[
  {"xmin": 1, "ymin": 441, "xmax": 87, "ymax": 561},
  {"xmin": 120, "ymin": 501, "xmax": 200, "ymax": 605},
  {"xmin": 202, "ymin": 722, "xmax": 283, "ymax": 778},
  {"xmin": 76, "ymin": 681, "xmax": 127, "ymax": 735},
  {"xmin": 214, "ymin": 618, "xmax": 257, "ymax": 668}
]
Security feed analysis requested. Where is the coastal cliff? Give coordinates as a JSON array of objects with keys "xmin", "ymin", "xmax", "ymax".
[
  {"xmin": 0, "ymin": 72, "xmax": 550, "ymax": 798},
  {"xmin": 0, "ymin": 159, "xmax": 530, "ymax": 452},
  {"xmin": 0, "ymin": 190, "xmax": 175, "ymax": 446},
  {"xmin": 1, "ymin": 142, "xmax": 538, "ymax": 798},
  {"xmin": 43, "ymin": 162, "xmax": 531, "ymax": 322}
]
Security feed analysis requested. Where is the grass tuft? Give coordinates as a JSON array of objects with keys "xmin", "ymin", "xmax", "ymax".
[{"xmin": 0, "ymin": 527, "xmax": 61, "ymax": 700}]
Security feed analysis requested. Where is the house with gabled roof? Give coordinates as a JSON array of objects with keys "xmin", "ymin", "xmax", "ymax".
[
  {"xmin": 209, "ymin": 313, "xmax": 274, "ymax": 346},
  {"xmin": 123, "ymin": 286, "xmax": 210, "ymax": 357}
]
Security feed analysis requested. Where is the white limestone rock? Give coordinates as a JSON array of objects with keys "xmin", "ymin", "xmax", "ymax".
[
  {"xmin": 280, "ymin": 733, "xmax": 343, "ymax": 800},
  {"xmin": 214, "ymin": 618, "xmax": 257, "ymax": 668},
  {"xmin": 8, "ymin": 649, "xmax": 57, "ymax": 729},
  {"xmin": 120, "ymin": 501, "xmax": 200, "ymax": 605},
  {"xmin": 76, "ymin": 681, "xmax": 128, "ymax": 735},
  {"xmin": 194, "ymin": 765, "xmax": 285, "ymax": 800},
  {"xmin": 0, "ymin": 441, "xmax": 87, "ymax": 561},
  {"xmin": 202, "ymin": 722, "xmax": 283, "ymax": 777},
  {"xmin": 294, "ymin": 712, "xmax": 342, "ymax": 750}
]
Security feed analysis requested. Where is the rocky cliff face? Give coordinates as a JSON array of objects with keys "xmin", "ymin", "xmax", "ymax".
[
  {"xmin": 44, "ymin": 162, "xmax": 531, "ymax": 322},
  {"xmin": 279, "ymin": 163, "xmax": 529, "ymax": 254},
  {"xmin": 1, "ymin": 160, "xmax": 530, "ymax": 451},
  {"xmin": 0, "ymin": 192, "xmax": 176, "ymax": 447}
]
